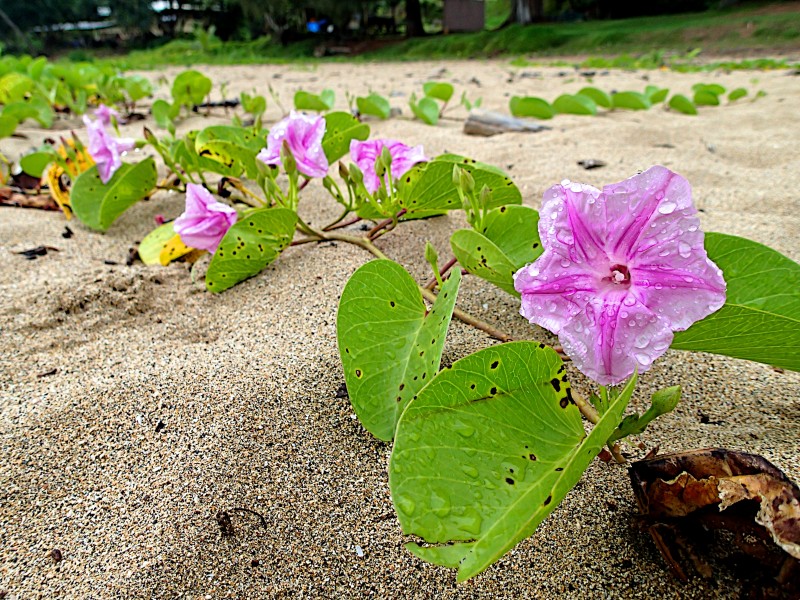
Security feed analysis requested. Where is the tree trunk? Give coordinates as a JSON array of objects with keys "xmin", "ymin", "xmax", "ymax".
[
  {"xmin": 506, "ymin": 0, "xmax": 544, "ymax": 25},
  {"xmin": 405, "ymin": 0, "xmax": 424, "ymax": 37}
]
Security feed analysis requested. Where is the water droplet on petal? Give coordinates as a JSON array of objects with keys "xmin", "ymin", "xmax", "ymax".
[
  {"xmin": 658, "ymin": 200, "xmax": 676, "ymax": 215},
  {"xmin": 634, "ymin": 335, "xmax": 649, "ymax": 349},
  {"xmin": 560, "ymin": 258, "xmax": 571, "ymax": 268},
  {"xmin": 678, "ymin": 241, "xmax": 692, "ymax": 258},
  {"xmin": 635, "ymin": 352, "xmax": 653, "ymax": 366},
  {"xmin": 623, "ymin": 296, "xmax": 636, "ymax": 306},
  {"xmin": 658, "ymin": 248, "xmax": 671, "ymax": 257}
]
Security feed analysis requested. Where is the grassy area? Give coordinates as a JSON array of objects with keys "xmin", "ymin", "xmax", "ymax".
[{"xmin": 100, "ymin": 3, "xmax": 799, "ymax": 70}]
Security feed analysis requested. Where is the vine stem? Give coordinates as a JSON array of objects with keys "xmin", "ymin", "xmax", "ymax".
[{"xmin": 571, "ymin": 390, "xmax": 600, "ymax": 425}]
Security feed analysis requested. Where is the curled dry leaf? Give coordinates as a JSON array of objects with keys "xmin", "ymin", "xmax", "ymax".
[{"xmin": 629, "ymin": 448, "xmax": 799, "ymax": 594}]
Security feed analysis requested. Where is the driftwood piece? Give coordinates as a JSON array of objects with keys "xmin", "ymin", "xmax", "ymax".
[{"xmin": 463, "ymin": 109, "xmax": 551, "ymax": 137}]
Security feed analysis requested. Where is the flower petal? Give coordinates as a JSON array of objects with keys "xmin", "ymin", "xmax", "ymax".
[
  {"xmin": 174, "ymin": 184, "xmax": 237, "ymax": 253},
  {"xmin": 514, "ymin": 250, "xmax": 598, "ymax": 335},
  {"xmin": 559, "ymin": 290, "xmax": 674, "ymax": 385},
  {"xmin": 538, "ymin": 180, "xmax": 606, "ymax": 269}
]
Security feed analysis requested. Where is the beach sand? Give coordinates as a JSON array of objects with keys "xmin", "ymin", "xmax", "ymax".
[{"xmin": 1, "ymin": 59, "xmax": 799, "ymax": 598}]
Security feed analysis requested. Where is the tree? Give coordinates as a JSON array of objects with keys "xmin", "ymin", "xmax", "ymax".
[
  {"xmin": 506, "ymin": 0, "xmax": 544, "ymax": 24},
  {"xmin": 405, "ymin": 0, "xmax": 425, "ymax": 37}
]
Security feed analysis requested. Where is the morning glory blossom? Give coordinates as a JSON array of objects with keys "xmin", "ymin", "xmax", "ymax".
[
  {"xmin": 82, "ymin": 115, "xmax": 135, "ymax": 184},
  {"xmin": 93, "ymin": 104, "xmax": 121, "ymax": 126},
  {"xmin": 349, "ymin": 139, "xmax": 428, "ymax": 194},
  {"xmin": 257, "ymin": 111, "xmax": 329, "ymax": 178},
  {"xmin": 173, "ymin": 183, "xmax": 237, "ymax": 254},
  {"xmin": 514, "ymin": 166, "xmax": 726, "ymax": 385}
]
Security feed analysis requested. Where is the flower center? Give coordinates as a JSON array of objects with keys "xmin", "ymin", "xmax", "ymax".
[{"xmin": 608, "ymin": 264, "xmax": 631, "ymax": 286}]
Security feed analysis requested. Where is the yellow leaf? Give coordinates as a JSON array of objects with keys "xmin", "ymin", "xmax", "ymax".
[
  {"xmin": 159, "ymin": 234, "xmax": 196, "ymax": 266},
  {"xmin": 46, "ymin": 138, "xmax": 95, "ymax": 219}
]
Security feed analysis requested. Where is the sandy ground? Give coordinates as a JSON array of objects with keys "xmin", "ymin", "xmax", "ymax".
[{"xmin": 1, "ymin": 59, "xmax": 799, "ymax": 599}]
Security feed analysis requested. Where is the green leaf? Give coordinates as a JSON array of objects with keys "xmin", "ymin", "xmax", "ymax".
[
  {"xmin": 152, "ymin": 99, "xmax": 175, "ymax": 130},
  {"xmin": 423, "ymin": 81, "xmax": 454, "ymax": 103},
  {"xmin": 577, "ymin": 87, "xmax": 612, "ymax": 108},
  {"xmin": 171, "ymin": 69, "xmax": 212, "ymax": 107},
  {"xmin": 293, "ymin": 89, "xmax": 335, "ymax": 111},
  {"xmin": 411, "ymin": 96, "xmax": 440, "ymax": 125},
  {"xmin": 552, "ymin": 93, "xmax": 597, "ymax": 116},
  {"xmin": 390, "ymin": 342, "xmax": 636, "ymax": 581},
  {"xmin": 70, "ymin": 158, "xmax": 157, "ymax": 232},
  {"xmin": 509, "ymin": 96, "xmax": 555, "ymax": 119},
  {"xmin": 611, "ymin": 91, "xmax": 651, "ymax": 110},
  {"xmin": 694, "ymin": 90, "xmax": 720, "ymax": 106},
  {"xmin": 728, "ymin": 87, "xmax": 748, "ymax": 102},
  {"xmin": 0, "ymin": 115, "xmax": 18, "ymax": 139},
  {"xmin": 671, "ymin": 233, "xmax": 800, "ymax": 372},
  {"xmin": 668, "ymin": 94, "xmax": 697, "ymax": 115},
  {"xmin": 337, "ymin": 261, "xmax": 461, "ymax": 441},
  {"xmin": 356, "ymin": 93, "xmax": 391, "ymax": 119},
  {"xmin": 138, "ymin": 222, "xmax": 178, "ymax": 266},
  {"xmin": 123, "ymin": 75, "xmax": 153, "ymax": 102},
  {"xmin": 398, "ymin": 158, "xmax": 521, "ymax": 219},
  {"xmin": 195, "ymin": 125, "xmax": 265, "ymax": 179},
  {"xmin": 692, "ymin": 83, "xmax": 726, "ymax": 96},
  {"xmin": 0, "ymin": 72, "xmax": 36, "ymax": 103},
  {"xmin": 450, "ymin": 205, "xmax": 542, "ymax": 295},
  {"xmin": 321, "ymin": 111, "xmax": 370, "ymax": 163},
  {"xmin": 645, "ymin": 86, "xmax": 669, "ymax": 104},
  {"xmin": 205, "ymin": 207, "xmax": 297, "ymax": 293},
  {"xmin": 20, "ymin": 150, "xmax": 55, "ymax": 178}
]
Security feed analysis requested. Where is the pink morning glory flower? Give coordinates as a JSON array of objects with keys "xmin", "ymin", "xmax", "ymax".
[
  {"xmin": 82, "ymin": 115, "xmax": 135, "ymax": 184},
  {"xmin": 514, "ymin": 166, "xmax": 726, "ymax": 386},
  {"xmin": 349, "ymin": 139, "xmax": 428, "ymax": 194},
  {"xmin": 257, "ymin": 111, "xmax": 329, "ymax": 178},
  {"xmin": 94, "ymin": 104, "xmax": 121, "ymax": 126},
  {"xmin": 173, "ymin": 183, "xmax": 237, "ymax": 254}
]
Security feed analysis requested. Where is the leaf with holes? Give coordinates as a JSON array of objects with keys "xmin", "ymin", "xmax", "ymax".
[
  {"xmin": 337, "ymin": 261, "xmax": 461, "ymax": 441},
  {"xmin": 451, "ymin": 205, "xmax": 542, "ymax": 296},
  {"xmin": 356, "ymin": 93, "xmax": 391, "ymax": 119},
  {"xmin": 390, "ymin": 342, "xmax": 635, "ymax": 581},
  {"xmin": 322, "ymin": 111, "xmax": 370, "ymax": 164},
  {"xmin": 205, "ymin": 207, "xmax": 297, "ymax": 293},
  {"xmin": 70, "ymin": 158, "xmax": 157, "ymax": 232},
  {"xmin": 552, "ymin": 94, "xmax": 597, "ymax": 116},
  {"xmin": 671, "ymin": 233, "xmax": 800, "ymax": 372},
  {"xmin": 423, "ymin": 82, "xmax": 454, "ymax": 103},
  {"xmin": 509, "ymin": 96, "xmax": 554, "ymax": 119},
  {"xmin": 398, "ymin": 158, "xmax": 521, "ymax": 220},
  {"xmin": 195, "ymin": 125, "xmax": 266, "ymax": 179},
  {"xmin": 139, "ymin": 222, "xmax": 180, "ymax": 266}
]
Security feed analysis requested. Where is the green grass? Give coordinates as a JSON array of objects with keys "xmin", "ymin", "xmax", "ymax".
[{"xmin": 94, "ymin": 3, "xmax": 800, "ymax": 70}]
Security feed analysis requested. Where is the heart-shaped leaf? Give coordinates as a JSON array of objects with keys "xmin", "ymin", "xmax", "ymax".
[
  {"xmin": 450, "ymin": 205, "xmax": 542, "ymax": 295},
  {"xmin": 611, "ymin": 91, "xmax": 651, "ymax": 110},
  {"xmin": 552, "ymin": 93, "xmax": 597, "ymax": 116},
  {"xmin": 509, "ymin": 96, "xmax": 555, "ymax": 119},
  {"xmin": 356, "ymin": 93, "xmax": 391, "ymax": 119},
  {"xmin": 391, "ymin": 342, "xmax": 636, "ymax": 581},
  {"xmin": 411, "ymin": 96, "xmax": 440, "ymax": 125},
  {"xmin": 728, "ymin": 87, "xmax": 748, "ymax": 102},
  {"xmin": 205, "ymin": 207, "xmax": 297, "ymax": 293},
  {"xmin": 668, "ymin": 94, "xmax": 697, "ymax": 115},
  {"xmin": 423, "ymin": 81, "xmax": 454, "ymax": 103},
  {"xmin": 337, "ymin": 261, "xmax": 461, "ymax": 441},
  {"xmin": 20, "ymin": 150, "xmax": 55, "ymax": 178},
  {"xmin": 195, "ymin": 125, "xmax": 265, "ymax": 179},
  {"xmin": 294, "ymin": 90, "xmax": 334, "ymax": 112},
  {"xmin": 70, "ymin": 158, "xmax": 157, "ymax": 232},
  {"xmin": 322, "ymin": 111, "xmax": 370, "ymax": 163},
  {"xmin": 171, "ymin": 70, "xmax": 212, "ymax": 107},
  {"xmin": 398, "ymin": 158, "xmax": 521, "ymax": 219},
  {"xmin": 671, "ymin": 232, "xmax": 800, "ymax": 372},
  {"xmin": 692, "ymin": 83, "xmax": 726, "ymax": 96},
  {"xmin": 577, "ymin": 87, "xmax": 612, "ymax": 108},
  {"xmin": 694, "ymin": 90, "xmax": 720, "ymax": 106},
  {"xmin": 645, "ymin": 86, "xmax": 669, "ymax": 104}
]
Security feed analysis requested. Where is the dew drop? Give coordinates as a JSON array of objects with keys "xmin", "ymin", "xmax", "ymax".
[
  {"xmin": 635, "ymin": 352, "xmax": 653, "ymax": 366},
  {"xmin": 623, "ymin": 296, "xmax": 636, "ymax": 306},
  {"xmin": 461, "ymin": 465, "xmax": 479, "ymax": 478},
  {"xmin": 634, "ymin": 335, "xmax": 650, "ymax": 349},
  {"xmin": 658, "ymin": 200, "xmax": 677, "ymax": 215},
  {"xmin": 658, "ymin": 248, "xmax": 671, "ymax": 257},
  {"xmin": 396, "ymin": 496, "xmax": 416, "ymax": 515},
  {"xmin": 678, "ymin": 241, "xmax": 692, "ymax": 258},
  {"xmin": 431, "ymin": 491, "xmax": 451, "ymax": 517},
  {"xmin": 560, "ymin": 258, "xmax": 571, "ymax": 268},
  {"xmin": 454, "ymin": 421, "xmax": 475, "ymax": 438}
]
